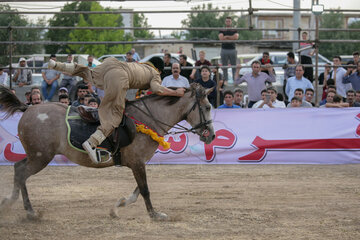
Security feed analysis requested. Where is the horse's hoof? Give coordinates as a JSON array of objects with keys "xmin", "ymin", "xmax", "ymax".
[
  {"xmin": 152, "ymin": 212, "xmax": 169, "ymax": 221},
  {"xmin": 26, "ymin": 211, "xmax": 41, "ymax": 221},
  {"xmin": 115, "ymin": 197, "xmax": 126, "ymax": 208}
]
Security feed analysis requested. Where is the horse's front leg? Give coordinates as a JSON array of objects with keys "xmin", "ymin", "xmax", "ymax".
[{"xmin": 132, "ymin": 163, "xmax": 168, "ymax": 221}]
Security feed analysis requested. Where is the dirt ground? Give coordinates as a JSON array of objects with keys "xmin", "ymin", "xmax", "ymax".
[{"xmin": 0, "ymin": 164, "xmax": 360, "ymax": 240}]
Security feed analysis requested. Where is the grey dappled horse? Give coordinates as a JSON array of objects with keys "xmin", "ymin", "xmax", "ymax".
[{"xmin": 0, "ymin": 83, "xmax": 215, "ymax": 221}]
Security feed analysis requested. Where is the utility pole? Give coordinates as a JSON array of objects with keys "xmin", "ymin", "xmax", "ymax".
[{"xmin": 292, "ymin": 0, "xmax": 301, "ymax": 52}]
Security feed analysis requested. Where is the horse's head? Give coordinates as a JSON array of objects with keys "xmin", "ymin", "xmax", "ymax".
[{"xmin": 183, "ymin": 83, "xmax": 215, "ymax": 144}]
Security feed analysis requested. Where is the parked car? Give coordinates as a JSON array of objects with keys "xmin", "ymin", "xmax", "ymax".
[
  {"xmin": 98, "ymin": 54, "xmax": 126, "ymax": 62},
  {"xmin": 139, "ymin": 53, "xmax": 196, "ymax": 65},
  {"xmin": 210, "ymin": 54, "xmax": 258, "ymax": 66}
]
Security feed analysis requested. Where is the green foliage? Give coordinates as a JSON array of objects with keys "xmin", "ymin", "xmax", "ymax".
[
  {"xmin": 46, "ymin": 1, "xmax": 92, "ymax": 54},
  {"xmin": 68, "ymin": 2, "xmax": 131, "ymax": 57},
  {"xmin": 0, "ymin": 4, "xmax": 44, "ymax": 65},
  {"xmin": 133, "ymin": 13, "xmax": 154, "ymax": 39},
  {"xmin": 180, "ymin": 3, "xmax": 261, "ymax": 41},
  {"xmin": 319, "ymin": 11, "xmax": 360, "ymax": 58}
]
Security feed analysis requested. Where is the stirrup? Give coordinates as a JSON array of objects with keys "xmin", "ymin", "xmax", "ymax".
[{"xmin": 82, "ymin": 141, "xmax": 100, "ymax": 164}]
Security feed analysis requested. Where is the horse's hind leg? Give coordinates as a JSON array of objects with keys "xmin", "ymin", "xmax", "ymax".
[
  {"xmin": 110, "ymin": 187, "xmax": 140, "ymax": 218},
  {"xmin": 131, "ymin": 164, "xmax": 168, "ymax": 221},
  {"xmin": 0, "ymin": 159, "xmax": 27, "ymax": 213}
]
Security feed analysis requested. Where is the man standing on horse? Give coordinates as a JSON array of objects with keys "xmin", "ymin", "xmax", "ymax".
[{"xmin": 48, "ymin": 57, "xmax": 185, "ymax": 164}]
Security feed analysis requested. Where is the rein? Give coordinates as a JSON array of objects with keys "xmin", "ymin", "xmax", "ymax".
[{"xmin": 127, "ymin": 92, "xmax": 211, "ymax": 136}]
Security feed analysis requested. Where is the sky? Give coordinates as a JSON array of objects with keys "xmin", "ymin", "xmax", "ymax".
[{"xmin": 5, "ymin": 0, "xmax": 360, "ymax": 36}]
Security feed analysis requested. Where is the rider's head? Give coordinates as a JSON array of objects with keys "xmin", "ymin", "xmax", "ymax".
[{"xmin": 148, "ymin": 57, "xmax": 164, "ymax": 73}]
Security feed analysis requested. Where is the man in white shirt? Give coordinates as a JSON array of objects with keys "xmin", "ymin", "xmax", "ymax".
[
  {"xmin": 161, "ymin": 62, "xmax": 190, "ymax": 88},
  {"xmin": 0, "ymin": 67, "xmax": 8, "ymax": 86},
  {"xmin": 332, "ymin": 56, "xmax": 351, "ymax": 100},
  {"xmin": 252, "ymin": 87, "xmax": 286, "ymax": 108},
  {"xmin": 285, "ymin": 64, "xmax": 313, "ymax": 101}
]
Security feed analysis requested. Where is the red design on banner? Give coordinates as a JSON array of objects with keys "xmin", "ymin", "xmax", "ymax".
[
  {"xmin": 355, "ymin": 113, "xmax": 360, "ymax": 136},
  {"xmin": 157, "ymin": 133, "xmax": 188, "ymax": 153},
  {"xmin": 4, "ymin": 143, "xmax": 26, "ymax": 162},
  {"xmin": 204, "ymin": 129, "xmax": 236, "ymax": 161},
  {"xmin": 239, "ymin": 136, "xmax": 360, "ymax": 162}
]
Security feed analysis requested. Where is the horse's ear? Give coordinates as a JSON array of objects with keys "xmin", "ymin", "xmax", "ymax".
[{"xmin": 204, "ymin": 87, "xmax": 214, "ymax": 96}]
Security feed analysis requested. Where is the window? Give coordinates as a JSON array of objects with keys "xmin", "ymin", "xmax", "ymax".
[{"xmin": 258, "ymin": 19, "xmax": 284, "ymax": 39}]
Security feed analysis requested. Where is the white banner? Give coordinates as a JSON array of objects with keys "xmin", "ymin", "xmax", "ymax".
[{"xmin": 1, "ymin": 108, "xmax": 360, "ymax": 165}]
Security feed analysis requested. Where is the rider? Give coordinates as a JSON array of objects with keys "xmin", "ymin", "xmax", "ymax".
[{"xmin": 49, "ymin": 57, "xmax": 185, "ymax": 164}]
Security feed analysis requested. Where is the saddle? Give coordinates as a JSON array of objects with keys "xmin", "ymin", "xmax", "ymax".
[{"xmin": 66, "ymin": 106, "xmax": 136, "ymax": 165}]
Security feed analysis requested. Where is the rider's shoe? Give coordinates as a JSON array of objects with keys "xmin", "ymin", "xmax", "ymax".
[{"xmin": 82, "ymin": 130, "xmax": 106, "ymax": 164}]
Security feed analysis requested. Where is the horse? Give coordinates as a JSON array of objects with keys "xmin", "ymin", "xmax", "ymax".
[{"xmin": 0, "ymin": 83, "xmax": 215, "ymax": 221}]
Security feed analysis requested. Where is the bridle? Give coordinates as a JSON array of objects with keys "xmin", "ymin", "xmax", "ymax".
[{"xmin": 128, "ymin": 90, "xmax": 212, "ymax": 136}]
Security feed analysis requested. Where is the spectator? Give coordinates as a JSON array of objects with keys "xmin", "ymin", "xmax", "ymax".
[
  {"xmin": 305, "ymin": 88, "xmax": 315, "ymax": 106},
  {"xmin": 59, "ymin": 94, "xmax": 70, "ymax": 106},
  {"xmin": 324, "ymin": 94, "xmax": 349, "ymax": 108},
  {"xmin": 161, "ymin": 63, "xmax": 190, "ymax": 88},
  {"xmin": 322, "ymin": 79, "xmax": 335, "ymax": 101},
  {"xmin": 290, "ymin": 96, "xmax": 302, "ymax": 108},
  {"xmin": 318, "ymin": 63, "xmax": 332, "ymax": 85},
  {"xmin": 287, "ymin": 88, "xmax": 312, "ymax": 108},
  {"xmin": 179, "ymin": 54, "xmax": 193, "ymax": 80},
  {"xmin": 83, "ymin": 94, "xmax": 93, "ymax": 106},
  {"xmin": 131, "ymin": 48, "xmax": 140, "ymax": 61},
  {"xmin": 233, "ymin": 88, "xmax": 245, "ymax": 108},
  {"xmin": 234, "ymin": 61, "xmax": 276, "ymax": 108},
  {"xmin": 24, "ymin": 91, "xmax": 31, "ymax": 105},
  {"xmin": 353, "ymin": 51, "xmax": 359, "ymax": 65},
  {"xmin": 190, "ymin": 50, "xmax": 211, "ymax": 81},
  {"xmin": 211, "ymin": 64, "xmax": 224, "ymax": 105},
  {"xmin": 218, "ymin": 90, "xmax": 241, "ymax": 109},
  {"xmin": 87, "ymin": 55, "xmax": 96, "ymax": 68},
  {"xmin": 285, "ymin": 65, "xmax": 314, "ymax": 101},
  {"xmin": 343, "ymin": 61, "xmax": 360, "ymax": 91},
  {"xmin": 59, "ymin": 87, "xmax": 68, "ymax": 96},
  {"xmin": 126, "ymin": 51, "xmax": 135, "ymax": 62},
  {"xmin": 345, "ymin": 89, "xmax": 360, "ymax": 107},
  {"xmin": 195, "ymin": 65, "xmax": 216, "ymax": 107},
  {"xmin": 252, "ymin": 87, "xmax": 286, "ymax": 108},
  {"xmin": 332, "ymin": 56, "xmax": 351, "ymax": 101},
  {"xmin": 258, "ymin": 52, "xmax": 274, "ymax": 75},
  {"xmin": 283, "ymin": 52, "xmax": 297, "ymax": 99},
  {"xmin": 41, "ymin": 54, "xmax": 60, "ymax": 102},
  {"xmin": 59, "ymin": 54, "xmax": 76, "ymax": 95},
  {"xmin": 356, "ymin": 90, "xmax": 360, "ymax": 104},
  {"xmin": 31, "ymin": 86, "xmax": 41, "ymax": 95},
  {"xmin": 13, "ymin": 57, "xmax": 32, "ymax": 87},
  {"xmin": 299, "ymin": 31, "xmax": 315, "ymax": 82},
  {"xmin": 10, "ymin": 88, "xmax": 16, "ymax": 95},
  {"xmin": 161, "ymin": 53, "xmax": 172, "ymax": 80},
  {"xmin": 88, "ymin": 98, "xmax": 99, "ymax": 108},
  {"xmin": 0, "ymin": 66, "xmax": 8, "ymax": 86},
  {"xmin": 30, "ymin": 92, "xmax": 42, "ymax": 105},
  {"xmin": 177, "ymin": 46, "xmax": 183, "ymax": 54},
  {"xmin": 319, "ymin": 90, "xmax": 336, "ymax": 107},
  {"xmin": 72, "ymin": 85, "xmax": 88, "ymax": 107},
  {"xmin": 218, "ymin": 16, "xmax": 238, "ymax": 83}
]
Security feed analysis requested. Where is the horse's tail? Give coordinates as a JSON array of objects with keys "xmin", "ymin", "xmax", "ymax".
[{"xmin": 0, "ymin": 85, "xmax": 29, "ymax": 119}]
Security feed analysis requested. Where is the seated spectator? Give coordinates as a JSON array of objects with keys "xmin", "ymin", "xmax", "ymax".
[
  {"xmin": 253, "ymin": 87, "xmax": 286, "ymax": 108},
  {"xmin": 233, "ymin": 88, "xmax": 245, "ymax": 108},
  {"xmin": 24, "ymin": 91, "xmax": 31, "ymax": 105},
  {"xmin": 324, "ymin": 94, "xmax": 349, "ymax": 108},
  {"xmin": 161, "ymin": 63, "xmax": 190, "ymax": 88},
  {"xmin": 72, "ymin": 84, "xmax": 88, "ymax": 107},
  {"xmin": 318, "ymin": 63, "xmax": 332, "ymax": 85},
  {"xmin": 88, "ymin": 98, "xmax": 99, "ymax": 108},
  {"xmin": 190, "ymin": 50, "xmax": 211, "ymax": 81},
  {"xmin": 287, "ymin": 88, "xmax": 312, "ymax": 108},
  {"xmin": 322, "ymin": 79, "xmax": 335, "ymax": 100},
  {"xmin": 41, "ymin": 54, "xmax": 60, "ymax": 102},
  {"xmin": 195, "ymin": 65, "xmax": 216, "ymax": 107},
  {"xmin": 235, "ymin": 61, "xmax": 276, "ymax": 108},
  {"xmin": 305, "ymin": 88, "xmax": 315, "ymax": 106},
  {"xmin": 290, "ymin": 96, "xmax": 302, "ymax": 107},
  {"xmin": 258, "ymin": 52, "xmax": 274, "ymax": 75},
  {"xmin": 126, "ymin": 51, "xmax": 135, "ymax": 62},
  {"xmin": 59, "ymin": 87, "xmax": 69, "ymax": 96},
  {"xmin": 161, "ymin": 53, "xmax": 172, "ymax": 80},
  {"xmin": 285, "ymin": 65, "xmax": 314, "ymax": 101},
  {"xmin": 356, "ymin": 90, "xmax": 360, "ymax": 103},
  {"xmin": 343, "ymin": 61, "xmax": 360, "ymax": 91},
  {"xmin": 31, "ymin": 86, "xmax": 41, "ymax": 95},
  {"xmin": 31, "ymin": 92, "xmax": 42, "ymax": 105},
  {"xmin": 179, "ymin": 54, "xmax": 193, "ymax": 80},
  {"xmin": 59, "ymin": 94, "xmax": 70, "ymax": 105},
  {"xmin": 345, "ymin": 89, "xmax": 360, "ymax": 107},
  {"xmin": 0, "ymin": 66, "xmax": 8, "ymax": 86},
  {"xmin": 59, "ymin": 54, "xmax": 76, "ymax": 95},
  {"xmin": 319, "ymin": 90, "xmax": 336, "ymax": 107},
  {"xmin": 218, "ymin": 90, "xmax": 241, "ymax": 109},
  {"xmin": 13, "ymin": 57, "xmax": 32, "ymax": 87}
]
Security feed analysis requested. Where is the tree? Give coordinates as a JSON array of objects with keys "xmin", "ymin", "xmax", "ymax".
[
  {"xmin": 0, "ymin": 4, "xmax": 44, "ymax": 65},
  {"xmin": 46, "ymin": 1, "xmax": 92, "ymax": 54},
  {"xmin": 68, "ymin": 2, "xmax": 131, "ymax": 57},
  {"xmin": 133, "ymin": 13, "xmax": 154, "ymax": 39}
]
